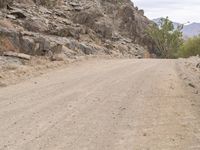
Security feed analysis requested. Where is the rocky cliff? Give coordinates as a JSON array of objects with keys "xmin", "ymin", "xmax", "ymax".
[{"xmin": 0, "ymin": 0, "xmax": 152, "ymax": 59}]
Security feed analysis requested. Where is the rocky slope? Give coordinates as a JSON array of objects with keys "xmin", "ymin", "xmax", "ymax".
[{"xmin": 0, "ymin": 0, "xmax": 152, "ymax": 59}]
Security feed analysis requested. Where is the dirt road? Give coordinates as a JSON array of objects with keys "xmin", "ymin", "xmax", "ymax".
[{"xmin": 0, "ymin": 59, "xmax": 200, "ymax": 150}]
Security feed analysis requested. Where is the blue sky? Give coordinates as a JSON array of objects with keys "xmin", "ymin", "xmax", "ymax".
[{"xmin": 132, "ymin": 0, "xmax": 200, "ymax": 23}]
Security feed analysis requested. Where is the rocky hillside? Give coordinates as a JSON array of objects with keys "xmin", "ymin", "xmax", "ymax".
[{"xmin": 0, "ymin": 0, "xmax": 152, "ymax": 59}]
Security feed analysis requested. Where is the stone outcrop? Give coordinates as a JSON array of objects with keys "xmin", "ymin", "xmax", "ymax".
[
  {"xmin": 0, "ymin": 0, "xmax": 153, "ymax": 59},
  {"xmin": 0, "ymin": 0, "xmax": 12, "ymax": 8}
]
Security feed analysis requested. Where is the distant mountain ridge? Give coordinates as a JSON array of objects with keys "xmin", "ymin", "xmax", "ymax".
[
  {"xmin": 182, "ymin": 23, "xmax": 200, "ymax": 38},
  {"xmin": 153, "ymin": 18, "xmax": 200, "ymax": 38}
]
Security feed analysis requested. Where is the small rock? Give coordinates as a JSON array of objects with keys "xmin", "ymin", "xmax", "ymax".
[
  {"xmin": 137, "ymin": 55, "xmax": 142, "ymax": 59},
  {"xmin": 194, "ymin": 90, "xmax": 199, "ymax": 94},
  {"xmin": 143, "ymin": 133, "xmax": 147, "ymax": 136},
  {"xmin": 6, "ymin": 14, "xmax": 16, "ymax": 19},
  {"xmin": 69, "ymin": 2, "xmax": 80, "ymax": 7},
  {"xmin": 188, "ymin": 83, "xmax": 195, "ymax": 88},
  {"xmin": 196, "ymin": 63, "xmax": 200, "ymax": 68},
  {"xmin": 50, "ymin": 53, "xmax": 65, "ymax": 61},
  {"xmin": 74, "ymin": 7, "xmax": 83, "ymax": 11},
  {"xmin": 3, "ymin": 51, "xmax": 31, "ymax": 60},
  {"xmin": 10, "ymin": 10, "xmax": 26, "ymax": 19},
  {"xmin": 138, "ymin": 9, "xmax": 144, "ymax": 15}
]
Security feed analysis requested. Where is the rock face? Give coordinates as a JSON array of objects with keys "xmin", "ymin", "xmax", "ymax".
[
  {"xmin": 0, "ymin": 0, "xmax": 153, "ymax": 59},
  {"xmin": 0, "ymin": 0, "xmax": 13, "ymax": 8}
]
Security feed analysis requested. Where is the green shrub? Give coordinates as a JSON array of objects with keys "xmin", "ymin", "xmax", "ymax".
[
  {"xmin": 146, "ymin": 17, "xmax": 183, "ymax": 58},
  {"xmin": 177, "ymin": 36, "xmax": 200, "ymax": 58}
]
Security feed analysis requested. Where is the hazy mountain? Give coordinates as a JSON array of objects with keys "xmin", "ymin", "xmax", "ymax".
[
  {"xmin": 153, "ymin": 18, "xmax": 181, "ymax": 29},
  {"xmin": 153, "ymin": 18, "xmax": 200, "ymax": 38},
  {"xmin": 182, "ymin": 23, "xmax": 200, "ymax": 38}
]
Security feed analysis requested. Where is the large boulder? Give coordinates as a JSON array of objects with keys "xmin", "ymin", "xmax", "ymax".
[
  {"xmin": 51, "ymin": 26, "xmax": 81, "ymax": 40},
  {"xmin": 0, "ymin": 27, "xmax": 21, "ymax": 53},
  {"xmin": 24, "ymin": 18, "xmax": 49, "ymax": 33}
]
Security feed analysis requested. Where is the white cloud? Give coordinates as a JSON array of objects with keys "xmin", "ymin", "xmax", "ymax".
[{"xmin": 132, "ymin": 0, "xmax": 200, "ymax": 23}]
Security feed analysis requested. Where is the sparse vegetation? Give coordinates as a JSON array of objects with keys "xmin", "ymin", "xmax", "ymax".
[
  {"xmin": 146, "ymin": 17, "xmax": 183, "ymax": 58},
  {"xmin": 177, "ymin": 36, "xmax": 200, "ymax": 58},
  {"xmin": 147, "ymin": 17, "xmax": 200, "ymax": 58}
]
